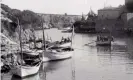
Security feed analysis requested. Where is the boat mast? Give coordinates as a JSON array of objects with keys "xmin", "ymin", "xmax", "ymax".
[
  {"xmin": 71, "ymin": 25, "xmax": 74, "ymax": 47},
  {"xmin": 42, "ymin": 22, "xmax": 46, "ymax": 50},
  {"xmin": 71, "ymin": 24, "xmax": 75, "ymax": 80},
  {"xmin": 33, "ymin": 28, "xmax": 36, "ymax": 49},
  {"xmin": 42, "ymin": 21, "xmax": 47, "ymax": 80},
  {"xmin": 17, "ymin": 18, "xmax": 23, "ymax": 64}
]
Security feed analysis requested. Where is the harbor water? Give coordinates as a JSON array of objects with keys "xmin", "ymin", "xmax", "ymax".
[{"xmin": 2, "ymin": 28, "xmax": 133, "ymax": 80}]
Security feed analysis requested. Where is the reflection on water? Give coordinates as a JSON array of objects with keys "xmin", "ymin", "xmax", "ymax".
[
  {"xmin": 97, "ymin": 46, "xmax": 111, "ymax": 52},
  {"xmin": 39, "ymin": 60, "xmax": 72, "ymax": 80},
  {"xmin": 40, "ymin": 59, "xmax": 71, "ymax": 73},
  {"xmin": 2, "ymin": 28, "xmax": 133, "ymax": 80},
  {"xmin": 11, "ymin": 73, "xmax": 40, "ymax": 80}
]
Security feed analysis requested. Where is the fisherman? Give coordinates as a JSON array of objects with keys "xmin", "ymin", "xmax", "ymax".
[
  {"xmin": 64, "ymin": 38, "xmax": 67, "ymax": 43},
  {"xmin": 67, "ymin": 37, "xmax": 71, "ymax": 42},
  {"xmin": 97, "ymin": 35, "xmax": 100, "ymax": 41},
  {"xmin": 111, "ymin": 36, "xmax": 114, "ymax": 42},
  {"xmin": 104, "ymin": 36, "xmax": 108, "ymax": 41},
  {"xmin": 107, "ymin": 36, "xmax": 114, "ymax": 42},
  {"xmin": 61, "ymin": 37, "xmax": 64, "ymax": 42},
  {"xmin": 99, "ymin": 36, "xmax": 103, "ymax": 41}
]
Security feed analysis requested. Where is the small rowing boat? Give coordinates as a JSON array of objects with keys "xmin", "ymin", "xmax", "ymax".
[{"xmin": 96, "ymin": 35, "xmax": 114, "ymax": 46}]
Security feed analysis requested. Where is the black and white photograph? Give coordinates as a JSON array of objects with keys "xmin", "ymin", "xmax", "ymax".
[{"xmin": 1, "ymin": 0, "xmax": 133, "ymax": 80}]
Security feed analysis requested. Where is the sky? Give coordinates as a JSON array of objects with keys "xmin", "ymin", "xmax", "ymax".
[{"xmin": 2, "ymin": 0, "xmax": 125, "ymax": 15}]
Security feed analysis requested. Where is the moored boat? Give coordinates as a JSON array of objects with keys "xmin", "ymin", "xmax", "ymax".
[
  {"xmin": 96, "ymin": 35, "xmax": 114, "ymax": 46},
  {"xmin": 9, "ymin": 18, "xmax": 42, "ymax": 78},
  {"xmin": 46, "ymin": 37, "xmax": 72, "ymax": 49},
  {"xmin": 11, "ymin": 72, "xmax": 40, "ymax": 80},
  {"xmin": 59, "ymin": 42, "xmax": 71, "ymax": 47},
  {"xmin": 96, "ymin": 40, "xmax": 111, "ymax": 46},
  {"xmin": 10, "ymin": 61, "xmax": 42, "ymax": 78},
  {"xmin": 10, "ymin": 51, "xmax": 42, "ymax": 78},
  {"xmin": 37, "ymin": 46, "xmax": 74, "ymax": 61},
  {"xmin": 0, "ymin": 13, "xmax": 53, "ymax": 78},
  {"xmin": 58, "ymin": 37, "xmax": 71, "ymax": 47},
  {"xmin": 45, "ymin": 46, "xmax": 74, "ymax": 60},
  {"xmin": 39, "ymin": 24, "xmax": 75, "ymax": 62}
]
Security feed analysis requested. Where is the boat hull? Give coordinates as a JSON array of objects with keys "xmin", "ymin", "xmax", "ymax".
[
  {"xmin": 10, "ymin": 61, "xmax": 42, "ymax": 78},
  {"xmin": 11, "ymin": 73, "xmax": 40, "ymax": 80},
  {"xmin": 96, "ymin": 41, "xmax": 111, "ymax": 46},
  {"xmin": 59, "ymin": 42, "xmax": 71, "ymax": 47},
  {"xmin": 44, "ymin": 50, "xmax": 73, "ymax": 61},
  {"xmin": 42, "ymin": 56, "xmax": 51, "ymax": 62},
  {"xmin": 37, "ymin": 48, "xmax": 73, "ymax": 62}
]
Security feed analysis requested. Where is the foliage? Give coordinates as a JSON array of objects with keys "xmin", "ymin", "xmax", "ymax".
[
  {"xmin": 1, "ymin": 4, "xmax": 42, "ymax": 29},
  {"xmin": 73, "ymin": 21, "xmax": 82, "ymax": 28},
  {"xmin": 1, "ymin": 4, "xmax": 80, "ymax": 29},
  {"xmin": 1, "ymin": 4, "xmax": 12, "ymax": 13}
]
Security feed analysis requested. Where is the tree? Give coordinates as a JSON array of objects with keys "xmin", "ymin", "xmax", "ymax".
[
  {"xmin": 1, "ymin": 4, "xmax": 12, "ymax": 13},
  {"xmin": 81, "ymin": 14, "xmax": 85, "ymax": 21}
]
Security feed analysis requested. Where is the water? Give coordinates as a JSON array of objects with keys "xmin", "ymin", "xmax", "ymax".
[{"xmin": 2, "ymin": 28, "xmax": 133, "ymax": 80}]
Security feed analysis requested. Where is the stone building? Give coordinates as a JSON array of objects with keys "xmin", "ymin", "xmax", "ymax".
[
  {"xmin": 125, "ymin": 0, "xmax": 133, "ymax": 12},
  {"xmin": 96, "ymin": 6, "xmax": 127, "ymax": 35},
  {"xmin": 98, "ymin": 7, "xmax": 121, "ymax": 20}
]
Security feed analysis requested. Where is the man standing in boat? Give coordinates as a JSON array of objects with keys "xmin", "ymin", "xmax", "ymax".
[{"xmin": 108, "ymin": 36, "xmax": 114, "ymax": 42}]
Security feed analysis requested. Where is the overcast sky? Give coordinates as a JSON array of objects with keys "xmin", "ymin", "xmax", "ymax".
[{"xmin": 2, "ymin": 0, "xmax": 125, "ymax": 15}]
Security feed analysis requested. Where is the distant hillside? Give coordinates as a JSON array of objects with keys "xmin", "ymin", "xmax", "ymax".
[
  {"xmin": 1, "ymin": 4, "xmax": 40, "ymax": 43},
  {"xmin": 1, "ymin": 4, "xmax": 81, "ymax": 42},
  {"xmin": 37, "ymin": 13, "xmax": 81, "ymax": 29}
]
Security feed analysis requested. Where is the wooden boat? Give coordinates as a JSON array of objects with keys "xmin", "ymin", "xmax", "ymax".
[
  {"xmin": 44, "ymin": 30, "xmax": 73, "ymax": 48},
  {"xmin": 56, "ymin": 26, "xmax": 74, "ymax": 47},
  {"xmin": 45, "ymin": 25, "xmax": 75, "ymax": 60},
  {"xmin": 9, "ymin": 18, "xmax": 42, "ymax": 78},
  {"xmin": 58, "ymin": 37, "xmax": 71, "ymax": 47},
  {"xmin": 46, "ymin": 51, "xmax": 73, "ymax": 60},
  {"xmin": 96, "ymin": 40, "xmax": 111, "ymax": 46},
  {"xmin": 40, "ymin": 24, "xmax": 74, "ymax": 62},
  {"xmin": 47, "ymin": 39, "xmax": 71, "ymax": 49},
  {"xmin": 50, "ymin": 40, "xmax": 71, "ymax": 48},
  {"xmin": 10, "ymin": 50, "xmax": 42, "ymax": 78},
  {"xmin": 96, "ymin": 35, "xmax": 114, "ymax": 46},
  {"xmin": 10, "ymin": 61, "xmax": 42, "ymax": 78},
  {"xmin": 11, "ymin": 73, "xmax": 40, "ymax": 80},
  {"xmin": 35, "ymin": 50, "xmax": 50, "ymax": 62},
  {"xmin": 37, "ymin": 46, "xmax": 74, "ymax": 61},
  {"xmin": 59, "ymin": 42, "xmax": 71, "ymax": 47},
  {"xmin": 46, "ymin": 46, "xmax": 74, "ymax": 60}
]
